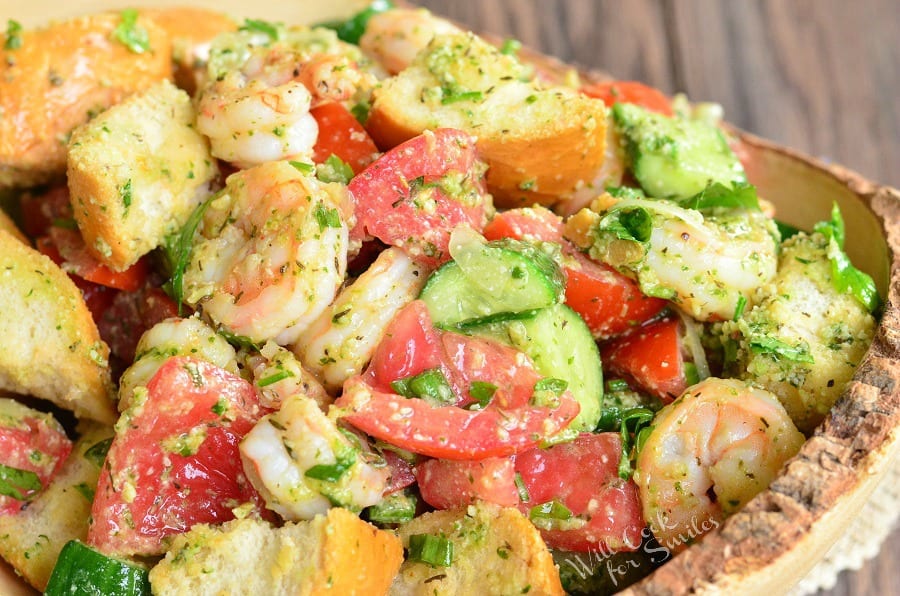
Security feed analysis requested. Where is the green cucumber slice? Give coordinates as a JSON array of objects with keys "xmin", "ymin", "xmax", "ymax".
[
  {"xmin": 419, "ymin": 237, "xmax": 565, "ymax": 326},
  {"xmin": 455, "ymin": 304, "xmax": 603, "ymax": 431},
  {"xmin": 45, "ymin": 540, "xmax": 150, "ymax": 596},
  {"xmin": 612, "ymin": 102, "xmax": 745, "ymax": 200}
]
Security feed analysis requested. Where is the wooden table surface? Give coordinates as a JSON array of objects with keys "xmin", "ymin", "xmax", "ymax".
[{"xmin": 415, "ymin": 1, "xmax": 899, "ymax": 595}]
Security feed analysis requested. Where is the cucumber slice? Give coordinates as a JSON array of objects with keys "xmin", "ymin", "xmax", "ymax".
[
  {"xmin": 456, "ymin": 304, "xmax": 603, "ymax": 431},
  {"xmin": 45, "ymin": 540, "xmax": 150, "ymax": 596},
  {"xmin": 612, "ymin": 102, "xmax": 745, "ymax": 200},
  {"xmin": 419, "ymin": 237, "xmax": 565, "ymax": 326}
]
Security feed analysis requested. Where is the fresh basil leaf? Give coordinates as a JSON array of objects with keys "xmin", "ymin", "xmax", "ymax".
[
  {"xmin": 318, "ymin": 0, "xmax": 395, "ymax": 45},
  {"xmin": 617, "ymin": 407, "xmax": 655, "ymax": 479},
  {"xmin": 775, "ymin": 219, "xmax": 801, "ymax": 241},
  {"xmin": 316, "ymin": 154, "xmax": 354, "ymax": 184},
  {"xmin": 813, "ymin": 202, "xmax": 845, "ymax": 248},
  {"xmin": 314, "ymin": 202, "xmax": 342, "ymax": 231},
  {"xmin": 0, "ymin": 463, "xmax": 42, "ymax": 501},
  {"xmin": 679, "ymin": 181, "xmax": 760, "ymax": 212},
  {"xmin": 113, "ymin": 9, "xmax": 150, "ymax": 54},
  {"xmin": 162, "ymin": 195, "xmax": 214, "ymax": 314},
  {"xmin": 598, "ymin": 207, "xmax": 652, "ymax": 243},
  {"xmin": 749, "ymin": 336, "xmax": 815, "ymax": 363},
  {"xmin": 828, "ymin": 238, "xmax": 880, "ymax": 313},
  {"xmin": 84, "ymin": 437, "xmax": 113, "ymax": 468},
  {"xmin": 4, "ymin": 19, "xmax": 23, "ymax": 51}
]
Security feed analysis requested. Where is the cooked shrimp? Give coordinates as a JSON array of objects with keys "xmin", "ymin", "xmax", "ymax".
[
  {"xmin": 239, "ymin": 393, "xmax": 389, "ymax": 521},
  {"xmin": 243, "ymin": 341, "xmax": 330, "ymax": 411},
  {"xmin": 197, "ymin": 25, "xmax": 377, "ymax": 168},
  {"xmin": 634, "ymin": 377, "xmax": 804, "ymax": 552},
  {"xmin": 572, "ymin": 196, "xmax": 779, "ymax": 321},
  {"xmin": 359, "ymin": 8, "xmax": 461, "ymax": 75},
  {"xmin": 118, "ymin": 317, "xmax": 238, "ymax": 411},
  {"xmin": 182, "ymin": 160, "xmax": 351, "ymax": 345},
  {"xmin": 293, "ymin": 247, "xmax": 427, "ymax": 393}
]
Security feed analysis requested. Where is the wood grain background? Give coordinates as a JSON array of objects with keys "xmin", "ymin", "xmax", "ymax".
[{"xmin": 414, "ymin": 1, "xmax": 899, "ymax": 595}]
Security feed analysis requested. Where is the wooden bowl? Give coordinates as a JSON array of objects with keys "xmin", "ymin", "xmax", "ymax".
[{"xmin": 2, "ymin": 1, "xmax": 898, "ymax": 594}]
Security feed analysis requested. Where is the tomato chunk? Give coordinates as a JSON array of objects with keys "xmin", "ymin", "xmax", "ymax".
[
  {"xmin": 484, "ymin": 207, "xmax": 665, "ymax": 338},
  {"xmin": 348, "ymin": 128, "xmax": 490, "ymax": 267},
  {"xmin": 19, "ymin": 185, "xmax": 72, "ymax": 239},
  {"xmin": 417, "ymin": 456, "xmax": 518, "ymax": 509},
  {"xmin": 600, "ymin": 317, "xmax": 689, "ymax": 402},
  {"xmin": 0, "ymin": 400, "xmax": 72, "ymax": 515},
  {"xmin": 311, "ymin": 102, "xmax": 379, "ymax": 174},
  {"xmin": 37, "ymin": 227, "xmax": 148, "ymax": 291},
  {"xmin": 580, "ymin": 80, "xmax": 673, "ymax": 116},
  {"xmin": 336, "ymin": 301, "xmax": 580, "ymax": 460},
  {"xmin": 97, "ymin": 287, "xmax": 180, "ymax": 363},
  {"xmin": 87, "ymin": 357, "xmax": 271, "ymax": 556},
  {"xmin": 516, "ymin": 433, "xmax": 644, "ymax": 552}
]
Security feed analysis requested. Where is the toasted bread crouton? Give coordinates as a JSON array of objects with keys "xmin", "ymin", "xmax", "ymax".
[
  {"xmin": 150, "ymin": 507, "xmax": 403, "ymax": 596},
  {"xmin": 0, "ymin": 421, "xmax": 113, "ymax": 591},
  {"xmin": 0, "ymin": 209, "xmax": 27, "ymax": 244},
  {"xmin": 391, "ymin": 502, "xmax": 563, "ymax": 596},
  {"xmin": 726, "ymin": 231, "xmax": 877, "ymax": 432},
  {"xmin": 0, "ymin": 12, "xmax": 172, "ymax": 189},
  {"xmin": 0, "ymin": 230, "xmax": 116, "ymax": 423},
  {"xmin": 366, "ymin": 32, "xmax": 607, "ymax": 207},
  {"xmin": 140, "ymin": 8, "xmax": 237, "ymax": 94},
  {"xmin": 67, "ymin": 79, "xmax": 218, "ymax": 270}
]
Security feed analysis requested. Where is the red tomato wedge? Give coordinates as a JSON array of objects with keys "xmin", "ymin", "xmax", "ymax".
[
  {"xmin": 37, "ymin": 227, "xmax": 148, "ymax": 291},
  {"xmin": 347, "ymin": 128, "xmax": 490, "ymax": 267},
  {"xmin": 311, "ymin": 102, "xmax": 379, "ymax": 174},
  {"xmin": 417, "ymin": 456, "xmax": 518, "ymax": 509},
  {"xmin": 600, "ymin": 317, "xmax": 689, "ymax": 402},
  {"xmin": 0, "ymin": 402, "xmax": 72, "ymax": 515},
  {"xmin": 580, "ymin": 80, "xmax": 674, "ymax": 116},
  {"xmin": 515, "ymin": 433, "xmax": 644, "ymax": 552},
  {"xmin": 98, "ymin": 287, "xmax": 180, "ymax": 363},
  {"xmin": 87, "ymin": 357, "xmax": 271, "ymax": 557},
  {"xmin": 336, "ymin": 301, "xmax": 580, "ymax": 460},
  {"xmin": 484, "ymin": 207, "xmax": 665, "ymax": 339},
  {"xmin": 19, "ymin": 185, "xmax": 72, "ymax": 238}
]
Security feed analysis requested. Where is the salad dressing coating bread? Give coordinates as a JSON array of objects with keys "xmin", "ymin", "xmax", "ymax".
[
  {"xmin": 0, "ymin": 422, "xmax": 113, "ymax": 591},
  {"xmin": 149, "ymin": 507, "xmax": 403, "ymax": 596},
  {"xmin": 0, "ymin": 12, "xmax": 173, "ymax": 189},
  {"xmin": 0, "ymin": 230, "xmax": 116, "ymax": 423},
  {"xmin": 391, "ymin": 502, "xmax": 564, "ymax": 596},
  {"xmin": 366, "ymin": 31, "xmax": 608, "ymax": 207},
  {"xmin": 67, "ymin": 78, "xmax": 219, "ymax": 270},
  {"xmin": 725, "ymin": 230, "xmax": 877, "ymax": 432}
]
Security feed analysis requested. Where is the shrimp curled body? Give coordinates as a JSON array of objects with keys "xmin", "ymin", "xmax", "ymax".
[
  {"xmin": 183, "ymin": 160, "xmax": 351, "ymax": 345},
  {"xmin": 634, "ymin": 377, "xmax": 804, "ymax": 552}
]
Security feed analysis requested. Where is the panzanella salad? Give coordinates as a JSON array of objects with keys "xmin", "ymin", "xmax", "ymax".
[{"xmin": 0, "ymin": 2, "xmax": 879, "ymax": 594}]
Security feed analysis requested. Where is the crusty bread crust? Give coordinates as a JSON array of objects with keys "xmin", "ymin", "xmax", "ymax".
[
  {"xmin": 0, "ymin": 209, "xmax": 27, "ymax": 244},
  {"xmin": 366, "ymin": 32, "xmax": 607, "ymax": 208},
  {"xmin": 0, "ymin": 12, "xmax": 172, "ymax": 189},
  {"xmin": 0, "ymin": 421, "xmax": 113, "ymax": 592},
  {"xmin": 150, "ymin": 507, "xmax": 403, "ymax": 595},
  {"xmin": 391, "ymin": 502, "xmax": 564, "ymax": 596},
  {"xmin": 67, "ymin": 79, "xmax": 218, "ymax": 270},
  {"xmin": 0, "ymin": 230, "xmax": 116, "ymax": 423}
]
